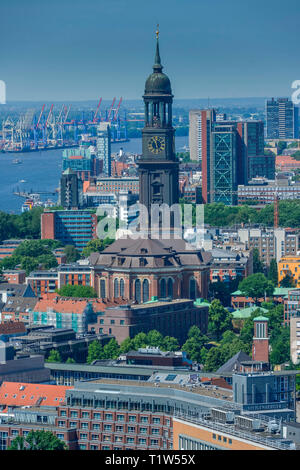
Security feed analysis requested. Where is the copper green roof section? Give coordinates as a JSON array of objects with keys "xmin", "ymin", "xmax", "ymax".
[
  {"xmin": 253, "ymin": 315, "xmax": 269, "ymax": 322},
  {"xmin": 232, "ymin": 306, "xmax": 268, "ymax": 319},
  {"xmin": 194, "ymin": 298, "xmax": 210, "ymax": 307},
  {"xmin": 231, "ymin": 290, "xmax": 243, "ymax": 296}
]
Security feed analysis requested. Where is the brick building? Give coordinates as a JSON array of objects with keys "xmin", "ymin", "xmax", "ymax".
[
  {"xmin": 88, "ymin": 238, "xmax": 211, "ymax": 304},
  {"xmin": 88, "ymin": 298, "xmax": 209, "ymax": 344},
  {"xmin": 0, "ymin": 240, "xmax": 24, "ymax": 260},
  {"xmin": 2, "ymin": 270, "xmax": 26, "ymax": 285},
  {"xmin": 41, "ymin": 210, "xmax": 97, "ymax": 252},
  {"xmin": 0, "ymin": 372, "xmax": 296, "ymax": 450}
]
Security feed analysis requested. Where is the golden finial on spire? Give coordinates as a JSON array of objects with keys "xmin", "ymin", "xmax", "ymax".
[{"xmin": 156, "ymin": 24, "xmax": 159, "ymax": 40}]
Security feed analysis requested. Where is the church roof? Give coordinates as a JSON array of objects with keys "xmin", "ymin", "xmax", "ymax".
[
  {"xmin": 144, "ymin": 37, "xmax": 172, "ymax": 95},
  {"xmin": 88, "ymin": 237, "xmax": 211, "ymax": 269}
]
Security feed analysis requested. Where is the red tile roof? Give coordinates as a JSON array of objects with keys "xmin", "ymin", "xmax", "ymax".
[
  {"xmin": 0, "ymin": 382, "xmax": 72, "ymax": 408},
  {"xmin": 35, "ymin": 294, "xmax": 129, "ymax": 314},
  {"xmin": 0, "ymin": 321, "xmax": 26, "ymax": 335}
]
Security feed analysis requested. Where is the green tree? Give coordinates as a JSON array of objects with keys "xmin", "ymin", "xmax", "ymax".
[
  {"xmin": 102, "ymin": 338, "xmax": 120, "ymax": 359},
  {"xmin": 268, "ymin": 259, "xmax": 278, "ymax": 286},
  {"xmin": 64, "ymin": 245, "xmax": 80, "ymax": 262},
  {"xmin": 162, "ymin": 336, "xmax": 180, "ymax": 351},
  {"xmin": 277, "ymin": 141, "xmax": 287, "ymax": 155},
  {"xmin": 37, "ymin": 254, "xmax": 58, "ymax": 269},
  {"xmin": 8, "ymin": 430, "xmax": 67, "ymax": 450},
  {"xmin": 56, "ymin": 285, "xmax": 97, "ymax": 298},
  {"xmin": 66, "ymin": 357, "xmax": 76, "ymax": 364},
  {"xmin": 20, "ymin": 256, "xmax": 39, "ymax": 275},
  {"xmin": 203, "ymin": 347, "xmax": 225, "ymax": 372},
  {"xmin": 253, "ymin": 248, "xmax": 264, "ymax": 274},
  {"xmin": 46, "ymin": 349, "xmax": 62, "ymax": 363},
  {"xmin": 181, "ymin": 326, "xmax": 209, "ymax": 363},
  {"xmin": 0, "ymin": 255, "xmax": 22, "ymax": 271},
  {"xmin": 14, "ymin": 239, "xmax": 48, "ymax": 258},
  {"xmin": 132, "ymin": 332, "xmax": 148, "ymax": 349},
  {"xmin": 87, "ymin": 340, "xmax": 104, "ymax": 364},
  {"xmin": 269, "ymin": 327, "xmax": 290, "ymax": 365},
  {"xmin": 181, "ymin": 336, "xmax": 208, "ymax": 363},
  {"xmin": 187, "ymin": 325, "xmax": 203, "ymax": 340},
  {"xmin": 280, "ymin": 274, "xmax": 296, "ymax": 288},
  {"xmin": 208, "ymin": 299, "xmax": 233, "ymax": 341},
  {"xmin": 82, "ymin": 238, "xmax": 113, "ymax": 258},
  {"xmin": 238, "ymin": 273, "xmax": 274, "ymax": 304},
  {"xmin": 119, "ymin": 337, "xmax": 135, "ymax": 354},
  {"xmin": 146, "ymin": 330, "xmax": 164, "ymax": 347}
]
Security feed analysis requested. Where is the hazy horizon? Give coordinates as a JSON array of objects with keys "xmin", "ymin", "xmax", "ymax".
[{"xmin": 1, "ymin": 0, "xmax": 300, "ymax": 102}]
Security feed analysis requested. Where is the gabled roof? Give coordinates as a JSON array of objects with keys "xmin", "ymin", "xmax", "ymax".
[
  {"xmin": 0, "ymin": 283, "xmax": 36, "ymax": 298},
  {"xmin": 216, "ymin": 351, "xmax": 251, "ymax": 374},
  {"xmin": 0, "ymin": 382, "xmax": 72, "ymax": 408}
]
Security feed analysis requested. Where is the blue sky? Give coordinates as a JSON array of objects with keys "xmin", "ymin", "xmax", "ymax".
[{"xmin": 1, "ymin": 0, "xmax": 300, "ymax": 101}]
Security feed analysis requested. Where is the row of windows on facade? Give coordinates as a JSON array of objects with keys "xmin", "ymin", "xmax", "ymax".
[
  {"xmin": 100, "ymin": 278, "xmax": 198, "ymax": 302},
  {"xmin": 59, "ymin": 410, "xmax": 167, "ymax": 423}
]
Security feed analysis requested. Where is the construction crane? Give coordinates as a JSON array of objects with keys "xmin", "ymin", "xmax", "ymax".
[
  {"xmin": 113, "ymin": 97, "xmax": 123, "ymax": 121},
  {"xmin": 107, "ymin": 97, "xmax": 116, "ymax": 121},
  {"xmin": 35, "ymin": 104, "xmax": 45, "ymax": 129},
  {"xmin": 92, "ymin": 97, "xmax": 102, "ymax": 123}
]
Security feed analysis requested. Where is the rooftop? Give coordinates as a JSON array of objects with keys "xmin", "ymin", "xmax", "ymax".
[{"xmin": 0, "ymin": 382, "xmax": 72, "ymax": 408}]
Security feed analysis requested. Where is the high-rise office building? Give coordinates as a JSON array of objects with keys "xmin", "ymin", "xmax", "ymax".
[
  {"xmin": 62, "ymin": 147, "xmax": 101, "ymax": 181},
  {"xmin": 189, "ymin": 109, "xmax": 217, "ymax": 163},
  {"xmin": 59, "ymin": 168, "xmax": 83, "ymax": 210},
  {"xmin": 201, "ymin": 119, "xmax": 266, "ymax": 205},
  {"xmin": 97, "ymin": 122, "xmax": 111, "ymax": 176},
  {"xmin": 41, "ymin": 210, "xmax": 97, "ymax": 252},
  {"xmin": 266, "ymin": 97, "xmax": 299, "ymax": 139},
  {"xmin": 210, "ymin": 122, "xmax": 238, "ymax": 205}
]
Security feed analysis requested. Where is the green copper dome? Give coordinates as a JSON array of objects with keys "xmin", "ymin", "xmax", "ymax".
[{"xmin": 144, "ymin": 38, "xmax": 172, "ymax": 95}]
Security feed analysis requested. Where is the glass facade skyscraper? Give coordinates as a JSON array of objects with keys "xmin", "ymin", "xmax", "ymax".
[
  {"xmin": 97, "ymin": 122, "xmax": 111, "ymax": 176},
  {"xmin": 266, "ymin": 97, "xmax": 299, "ymax": 139}
]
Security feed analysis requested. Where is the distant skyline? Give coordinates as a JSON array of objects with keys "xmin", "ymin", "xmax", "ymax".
[{"xmin": 1, "ymin": 0, "xmax": 300, "ymax": 101}]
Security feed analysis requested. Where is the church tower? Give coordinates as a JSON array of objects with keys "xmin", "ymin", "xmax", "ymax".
[{"xmin": 138, "ymin": 28, "xmax": 179, "ymax": 229}]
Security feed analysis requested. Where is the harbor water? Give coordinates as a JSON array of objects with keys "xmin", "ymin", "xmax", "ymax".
[{"xmin": 0, "ymin": 136, "xmax": 188, "ymax": 214}]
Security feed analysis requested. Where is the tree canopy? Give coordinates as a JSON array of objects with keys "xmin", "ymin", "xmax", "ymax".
[
  {"xmin": 238, "ymin": 273, "xmax": 274, "ymax": 304},
  {"xmin": 8, "ymin": 430, "xmax": 67, "ymax": 450},
  {"xmin": 56, "ymin": 285, "xmax": 97, "ymax": 298},
  {"xmin": 208, "ymin": 299, "xmax": 233, "ymax": 341},
  {"xmin": 0, "ymin": 239, "xmax": 59, "ymax": 275}
]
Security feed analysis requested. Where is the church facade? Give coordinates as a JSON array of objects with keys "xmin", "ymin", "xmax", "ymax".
[{"xmin": 89, "ymin": 34, "xmax": 210, "ymax": 304}]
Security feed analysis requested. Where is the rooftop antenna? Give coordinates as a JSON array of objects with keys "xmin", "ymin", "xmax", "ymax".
[{"xmin": 208, "ymin": 97, "xmax": 210, "ymax": 109}]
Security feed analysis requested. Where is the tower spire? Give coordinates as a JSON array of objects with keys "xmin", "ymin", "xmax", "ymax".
[{"xmin": 153, "ymin": 24, "xmax": 163, "ymax": 72}]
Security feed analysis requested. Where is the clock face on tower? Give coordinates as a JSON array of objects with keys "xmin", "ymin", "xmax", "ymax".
[{"xmin": 148, "ymin": 136, "xmax": 165, "ymax": 154}]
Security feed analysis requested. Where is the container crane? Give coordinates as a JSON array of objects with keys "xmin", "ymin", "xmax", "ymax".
[
  {"xmin": 107, "ymin": 97, "xmax": 116, "ymax": 121},
  {"xmin": 113, "ymin": 97, "xmax": 123, "ymax": 121},
  {"xmin": 92, "ymin": 98, "xmax": 102, "ymax": 123}
]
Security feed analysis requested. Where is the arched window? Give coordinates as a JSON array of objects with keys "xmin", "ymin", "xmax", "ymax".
[
  {"xmin": 167, "ymin": 278, "xmax": 173, "ymax": 299},
  {"xmin": 189, "ymin": 278, "xmax": 197, "ymax": 300},
  {"xmin": 160, "ymin": 278, "xmax": 166, "ymax": 298},
  {"xmin": 120, "ymin": 279, "xmax": 125, "ymax": 298},
  {"xmin": 143, "ymin": 279, "xmax": 149, "ymax": 303},
  {"xmin": 135, "ymin": 279, "xmax": 141, "ymax": 303},
  {"xmin": 114, "ymin": 278, "xmax": 119, "ymax": 298},
  {"xmin": 100, "ymin": 279, "xmax": 106, "ymax": 299}
]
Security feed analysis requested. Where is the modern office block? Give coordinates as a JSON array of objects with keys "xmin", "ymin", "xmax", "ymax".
[
  {"xmin": 97, "ymin": 122, "xmax": 111, "ymax": 176},
  {"xmin": 266, "ymin": 98, "xmax": 299, "ymax": 139}
]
